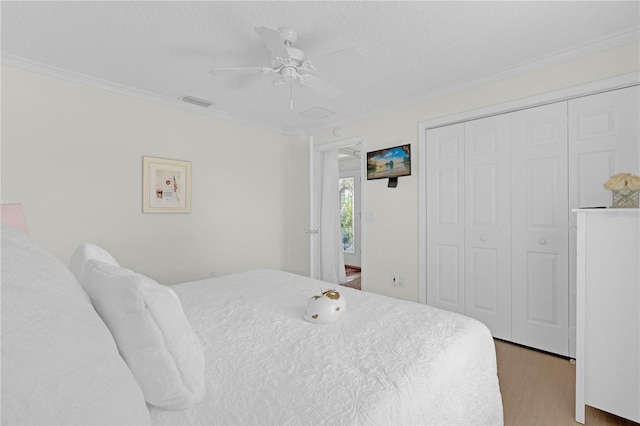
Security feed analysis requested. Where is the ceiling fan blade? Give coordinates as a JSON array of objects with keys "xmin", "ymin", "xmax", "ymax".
[
  {"xmin": 298, "ymin": 75, "xmax": 341, "ymax": 99},
  {"xmin": 310, "ymin": 47, "xmax": 363, "ymax": 71},
  {"xmin": 210, "ymin": 67, "xmax": 272, "ymax": 75},
  {"xmin": 255, "ymin": 26, "xmax": 289, "ymax": 59}
]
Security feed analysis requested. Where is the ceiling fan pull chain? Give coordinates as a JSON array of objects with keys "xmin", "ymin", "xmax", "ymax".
[{"xmin": 290, "ymin": 77, "xmax": 294, "ymax": 110}]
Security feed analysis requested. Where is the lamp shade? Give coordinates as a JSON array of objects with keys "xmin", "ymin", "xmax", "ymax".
[{"xmin": 1, "ymin": 204, "xmax": 28, "ymax": 234}]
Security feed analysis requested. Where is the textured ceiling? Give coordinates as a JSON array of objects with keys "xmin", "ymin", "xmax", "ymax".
[{"xmin": 2, "ymin": 1, "xmax": 638, "ymax": 133}]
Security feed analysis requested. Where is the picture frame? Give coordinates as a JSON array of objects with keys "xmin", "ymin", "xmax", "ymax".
[{"xmin": 142, "ymin": 156, "xmax": 191, "ymax": 213}]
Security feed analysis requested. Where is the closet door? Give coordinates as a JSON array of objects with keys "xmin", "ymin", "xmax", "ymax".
[
  {"xmin": 511, "ymin": 102, "xmax": 569, "ymax": 356},
  {"xmin": 568, "ymin": 85, "xmax": 640, "ymax": 358},
  {"xmin": 464, "ymin": 115, "xmax": 512, "ymax": 340},
  {"xmin": 568, "ymin": 86, "xmax": 639, "ymax": 208},
  {"xmin": 426, "ymin": 123, "xmax": 465, "ymax": 314}
]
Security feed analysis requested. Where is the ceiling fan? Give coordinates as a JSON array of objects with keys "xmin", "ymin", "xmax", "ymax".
[{"xmin": 210, "ymin": 26, "xmax": 343, "ymax": 109}]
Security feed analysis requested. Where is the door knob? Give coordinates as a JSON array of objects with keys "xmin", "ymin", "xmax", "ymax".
[
  {"xmin": 539, "ymin": 238, "xmax": 547, "ymax": 245},
  {"xmin": 480, "ymin": 236, "xmax": 487, "ymax": 241}
]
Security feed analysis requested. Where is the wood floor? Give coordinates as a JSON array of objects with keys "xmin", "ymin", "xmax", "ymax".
[
  {"xmin": 496, "ymin": 339, "xmax": 638, "ymax": 426},
  {"xmin": 341, "ymin": 265, "xmax": 361, "ymax": 290}
]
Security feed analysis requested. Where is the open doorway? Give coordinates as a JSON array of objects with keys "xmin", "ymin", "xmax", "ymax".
[
  {"xmin": 310, "ymin": 137, "xmax": 364, "ymax": 291},
  {"xmin": 339, "ymin": 146, "xmax": 361, "ymax": 290}
]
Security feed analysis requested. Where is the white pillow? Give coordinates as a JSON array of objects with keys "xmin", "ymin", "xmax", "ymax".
[
  {"xmin": 81, "ymin": 260, "xmax": 206, "ymax": 410},
  {"xmin": 1, "ymin": 224, "xmax": 150, "ymax": 425},
  {"xmin": 69, "ymin": 242, "xmax": 119, "ymax": 283}
]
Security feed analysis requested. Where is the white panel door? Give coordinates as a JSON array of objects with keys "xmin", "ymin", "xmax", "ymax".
[
  {"xmin": 568, "ymin": 85, "xmax": 640, "ymax": 357},
  {"xmin": 569, "ymin": 86, "xmax": 640, "ymax": 208},
  {"xmin": 511, "ymin": 102, "xmax": 569, "ymax": 356},
  {"xmin": 464, "ymin": 114, "xmax": 512, "ymax": 340},
  {"xmin": 426, "ymin": 123, "xmax": 466, "ymax": 314}
]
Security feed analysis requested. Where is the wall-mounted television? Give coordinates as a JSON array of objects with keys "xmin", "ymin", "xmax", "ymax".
[{"xmin": 366, "ymin": 144, "xmax": 411, "ymax": 185}]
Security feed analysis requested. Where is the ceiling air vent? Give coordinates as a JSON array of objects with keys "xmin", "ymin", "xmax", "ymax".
[
  {"xmin": 179, "ymin": 95, "xmax": 214, "ymax": 108},
  {"xmin": 298, "ymin": 106, "xmax": 335, "ymax": 120}
]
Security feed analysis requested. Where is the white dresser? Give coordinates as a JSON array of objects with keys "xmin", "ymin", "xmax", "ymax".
[{"xmin": 574, "ymin": 208, "xmax": 639, "ymax": 424}]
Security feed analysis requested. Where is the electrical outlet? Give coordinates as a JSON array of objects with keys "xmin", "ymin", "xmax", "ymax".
[{"xmin": 391, "ymin": 274, "xmax": 404, "ymax": 287}]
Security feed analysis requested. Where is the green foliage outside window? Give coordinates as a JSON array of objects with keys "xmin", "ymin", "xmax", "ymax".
[{"xmin": 340, "ymin": 177, "xmax": 355, "ymax": 253}]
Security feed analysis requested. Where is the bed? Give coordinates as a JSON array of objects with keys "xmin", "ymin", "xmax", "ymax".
[{"xmin": 1, "ymin": 223, "xmax": 503, "ymax": 425}]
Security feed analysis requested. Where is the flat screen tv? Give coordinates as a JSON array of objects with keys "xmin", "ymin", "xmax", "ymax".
[{"xmin": 366, "ymin": 144, "xmax": 411, "ymax": 183}]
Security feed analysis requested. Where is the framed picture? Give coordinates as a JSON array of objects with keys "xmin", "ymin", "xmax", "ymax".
[{"xmin": 142, "ymin": 156, "xmax": 191, "ymax": 213}]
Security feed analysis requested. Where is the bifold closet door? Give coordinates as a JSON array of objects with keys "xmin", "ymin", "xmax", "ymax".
[
  {"xmin": 426, "ymin": 123, "xmax": 465, "ymax": 314},
  {"xmin": 464, "ymin": 115, "xmax": 512, "ymax": 340},
  {"xmin": 425, "ymin": 85, "xmax": 639, "ymax": 355},
  {"xmin": 511, "ymin": 102, "xmax": 569, "ymax": 356}
]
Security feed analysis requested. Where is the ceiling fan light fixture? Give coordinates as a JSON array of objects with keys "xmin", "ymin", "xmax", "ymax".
[
  {"xmin": 284, "ymin": 47, "xmax": 305, "ymax": 64},
  {"xmin": 280, "ymin": 67, "xmax": 297, "ymax": 81},
  {"xmin": 210, "ymin": 25, "xmax": 344, "ymax": 108}
]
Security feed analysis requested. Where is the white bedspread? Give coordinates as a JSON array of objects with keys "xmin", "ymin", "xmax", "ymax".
[{"xmin": 149, "ymin": 269, "xmax": 503, "ymax": 425}]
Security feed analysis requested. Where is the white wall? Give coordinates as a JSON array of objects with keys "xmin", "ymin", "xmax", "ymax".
[
  {"xmin": 1, "ymin": 65, "xmax": 310, "ymax": 284},
  {"xmin": 3, "ymin": 41, "xmax": 637, "ymax": 296},
  {"xmin": 311, "ymin": 41, "xmax": 640, "ymax": 302}
]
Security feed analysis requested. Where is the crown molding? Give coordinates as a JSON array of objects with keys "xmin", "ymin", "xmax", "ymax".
[
  {"xmin": 2, "ymin": 26, "xmax": 637, "ymax": 138},
  {"xmin": 1, "ymin": 53, "xmax": 306, "ymax": 136},
  {"xmin": 308, "ymin": 28, "xmax": 640, "ymax": 134},
  {"xmin": 417, "ymin": 72, "xmax": 639, "ymax": 133}
]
